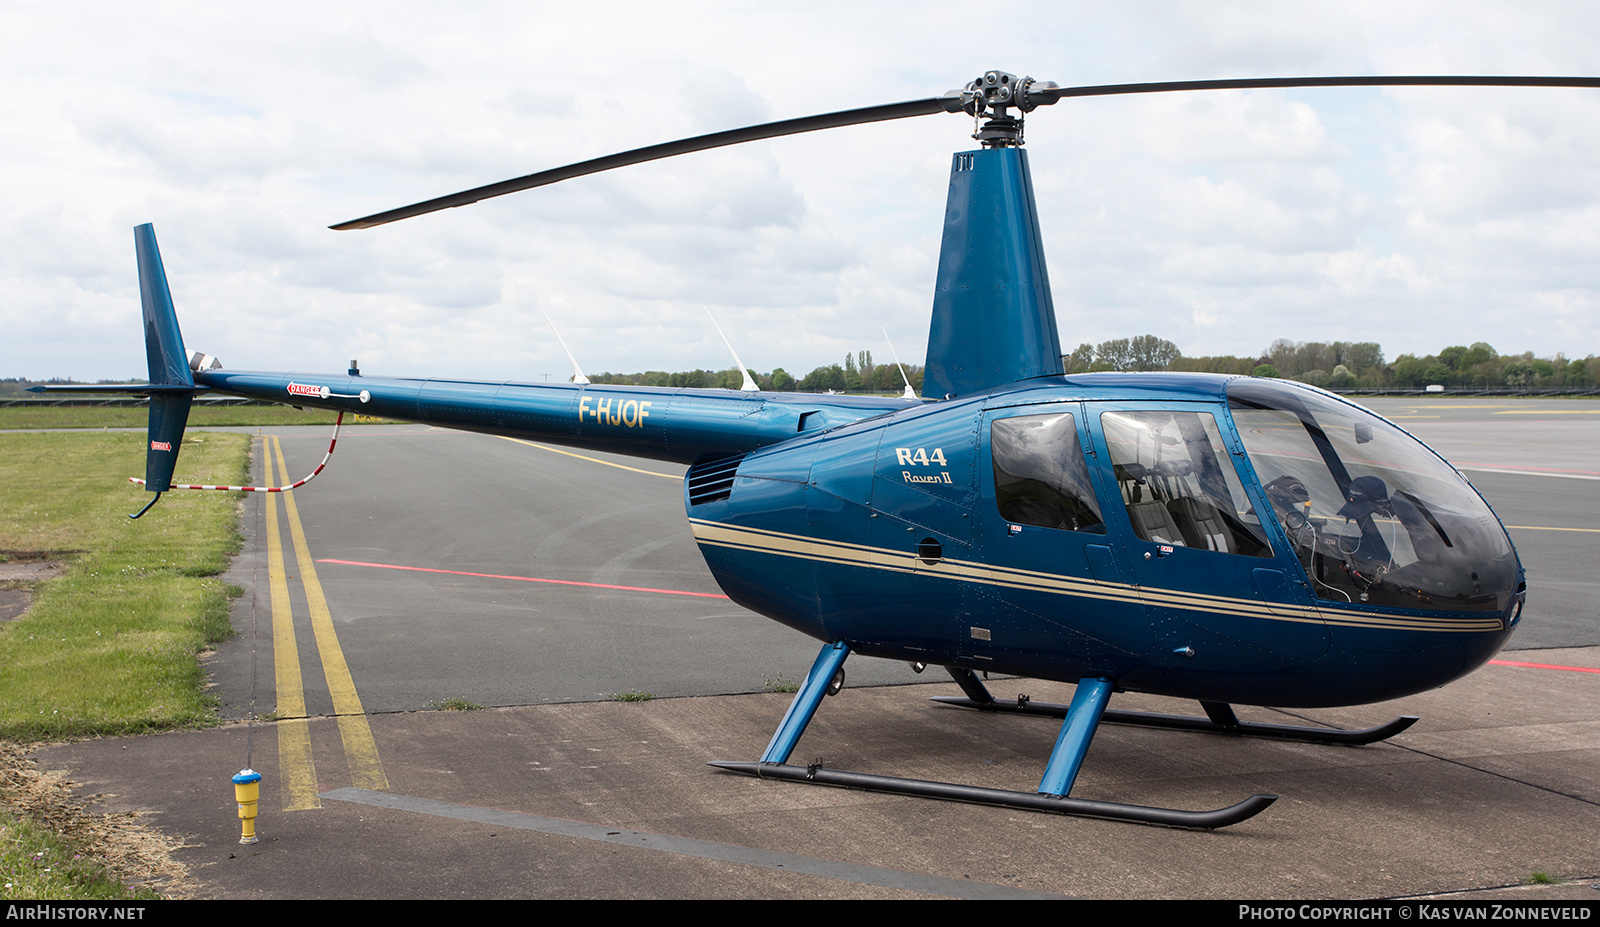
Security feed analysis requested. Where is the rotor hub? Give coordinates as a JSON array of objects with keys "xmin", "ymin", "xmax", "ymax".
[{"xmin": 952, "ymin": 70, "xmax": 1061, "ymax": 147}]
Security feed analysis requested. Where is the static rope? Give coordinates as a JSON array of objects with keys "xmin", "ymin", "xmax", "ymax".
[
  {"xmin": 131, "ymin": 412, "xmax": 344, "ymax": 493},
  {"xmin": 246, "ymin": 432, "xmax": 263, "ymax": 771}
]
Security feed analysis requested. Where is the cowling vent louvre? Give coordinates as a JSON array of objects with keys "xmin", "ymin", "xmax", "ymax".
[{"xmin": 687, "ymin": 454, "xmax": 745, "ymax": 506}]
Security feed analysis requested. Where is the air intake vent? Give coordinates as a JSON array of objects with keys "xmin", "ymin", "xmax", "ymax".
[{"xmin": 686, "ymin": 454, "xmax": 745, "ymax": 506}]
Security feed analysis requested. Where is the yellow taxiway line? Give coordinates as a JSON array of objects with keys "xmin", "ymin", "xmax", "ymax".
[
  {"xmin": 1506, "ymin": 525, "xmax": 1600, "ymax": 533},
  {"xmin": 266, "ymin": 435, "xmax": 388, "ymax": 810},
  {"xmin": 498, "ymin": 435, "xmax": 680, "ymax": 479},
  {"xmin": 264, "ymin": 441, "xmax": 320, "ymax": 811}
]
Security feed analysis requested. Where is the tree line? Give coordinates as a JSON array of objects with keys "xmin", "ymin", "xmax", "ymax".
[
  {"xmin": 1059, "ymin": 337, "xmax": 1599, "ymax": 390},
  {"xmin": 1163, "ymin": 339, "xmax": 1598, "ymax": 390},
  {"xmin": 587, "ymin": 350, "xmax": 925, "ymax": 393},
  {"xmin": 10, "ymin": 337, "xmax": 1597, "ymax": 396}
]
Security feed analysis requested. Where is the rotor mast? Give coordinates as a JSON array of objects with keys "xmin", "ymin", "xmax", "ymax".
[{"xmin": 922, "ymin": 72, "xmax": 1067, "ymax": 399}]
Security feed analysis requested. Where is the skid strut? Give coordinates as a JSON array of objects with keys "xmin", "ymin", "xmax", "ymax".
[
  {"xmin": 934, "ymin": 668, "xmax": 1418, "ymax": 746},
  {"xmin": 711, "ymin": 643, "xmax": 1277, "ymax": 829},
  {"xmin": 758, "ymin": 640, "xmax": 850, "ymax": 764}
]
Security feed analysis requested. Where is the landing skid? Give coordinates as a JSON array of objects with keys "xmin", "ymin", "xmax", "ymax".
[
  {"xmin": 710, "ymin": 643, "xmax": 1277, "ymax": 830},
  {"xmin": 710, "ymin": 761, "xmax": 1277, "ymax": 829},
  {"xmin": 933, "ymin": 668, "xmax": 1418, "ymax": 746}
]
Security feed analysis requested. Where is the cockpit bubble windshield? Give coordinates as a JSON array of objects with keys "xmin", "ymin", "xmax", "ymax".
[{"xmin": 1227, "ymin": 380, "xmax": 1518, "ymax": 614}]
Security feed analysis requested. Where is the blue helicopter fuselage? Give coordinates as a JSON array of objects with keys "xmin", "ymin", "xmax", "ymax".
[
  {"xmin": 148, "ymin": 138, "xmax": 1522, "ymax": 716},
  {"xmin": 67, "ymin": 75, "xmax": 1584, "ymax": 824},
  {"xmin": 687, "ymin": 372, "xmax": 1523, "ymax": 709},
  {"xmin": 193, "ymin": 363, "xmax": 1522, "ymax": 711}
]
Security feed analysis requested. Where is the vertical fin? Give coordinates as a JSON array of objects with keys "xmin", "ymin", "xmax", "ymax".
[
  {"xmin": 137, "ymin": 224, "xmax": 193, "ymax": 390},
  {"xmin": 134, "ymin": 224, "xmax": 194, "ymax": 494},
  {"xmin": 923, "ymin": 148, "xmax": 1063, "ymax": 399}
]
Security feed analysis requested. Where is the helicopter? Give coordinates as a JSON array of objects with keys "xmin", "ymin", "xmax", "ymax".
[{"xmin": 44, "ymin": 70, "xmax": 1597, "ymax": 828}]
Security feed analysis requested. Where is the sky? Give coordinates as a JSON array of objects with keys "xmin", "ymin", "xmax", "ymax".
[{"xmin": 4, "ymin": 1, "xmax": 1599, "ymax": 382}]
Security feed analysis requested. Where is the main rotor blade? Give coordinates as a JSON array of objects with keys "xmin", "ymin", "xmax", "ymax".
[
  {"xmin": 330, "ymin": 97, "xmax": 952, "ymax": 230},
  {"xmin": 333, "ymin": 74, "xmax": 1600, "ymax": 231},
  {"xmin": 1034, "ymin": 74, "xmax": 1600, "ymax": 102}
]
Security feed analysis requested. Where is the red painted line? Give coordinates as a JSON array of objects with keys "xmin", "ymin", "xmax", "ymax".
[
  {"xmin": 1489, "ymin": 659, "xmax": 1600, "ymax": 675},
  {"xmin": 316, "ymin": 558, "xmax": 731, "ymax": 600}
]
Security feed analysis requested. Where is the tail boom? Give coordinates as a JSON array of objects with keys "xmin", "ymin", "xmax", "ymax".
[{"xmin": 194, "ymin": 368, "xmax": 912, "ymax": 465}]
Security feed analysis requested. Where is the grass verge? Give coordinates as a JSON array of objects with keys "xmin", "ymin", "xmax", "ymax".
[
  {"xmin": 0, "ymin": 743, "xmax": 186, "ymax": 900},
  {"xmin": 0, "ymin": 431, "xmax": 246, "ymax": 898},
  {"xmin": 0, "ymin": 405, "xmax": 391, "ymax": 430},
  {"xmin": 1, "ymin": 806, "xmax": 164, "ymax": 901},
  {"xmin": 0, "ymin": 431, "xmax": 247, "ymax": 739}
]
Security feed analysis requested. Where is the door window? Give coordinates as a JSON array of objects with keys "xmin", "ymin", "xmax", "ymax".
[
  {"xmin": 989, "ymin": 412, "xmax": 1104, "ymax": 534},
  {"xmin": 1099, "ymin": 409, "xmax": 1273, "ymax": 558}
]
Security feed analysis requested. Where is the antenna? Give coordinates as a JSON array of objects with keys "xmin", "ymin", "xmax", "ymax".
[
  {"xmin": 881, "ymin": 326, "xmax": 918, "ymax": 401},
  {"xmin": 705, "ymin": 307, "xmax": 759, "ymax": 391},
  {"xmin": 543, "ymin": 311, "xmax": 590, "ymax": 385}
]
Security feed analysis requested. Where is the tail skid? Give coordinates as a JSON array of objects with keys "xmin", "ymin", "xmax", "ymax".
[{"xmin": 132, "ymin": 412, "xmax": 347, "ymax": 494}]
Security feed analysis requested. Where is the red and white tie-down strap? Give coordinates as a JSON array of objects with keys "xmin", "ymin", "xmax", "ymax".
[{"xmin": 131, "ymin": 412, "xmax": 344, "ymax": 492}]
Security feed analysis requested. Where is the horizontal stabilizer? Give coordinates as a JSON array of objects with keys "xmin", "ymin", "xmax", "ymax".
[{"xmin": 27, "ymin": 383, "xmax": 207, "ymax": 394}]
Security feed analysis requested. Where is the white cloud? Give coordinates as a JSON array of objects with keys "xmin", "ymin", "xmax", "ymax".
[{"xmin": 3, "ymin": 0, "xmax": 1599, "ymax": 380}]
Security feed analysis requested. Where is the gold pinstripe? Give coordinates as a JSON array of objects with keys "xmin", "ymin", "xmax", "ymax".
[{"xmin": 688, "ymin": 518, "xmax": 1504, "ymax": 634}]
